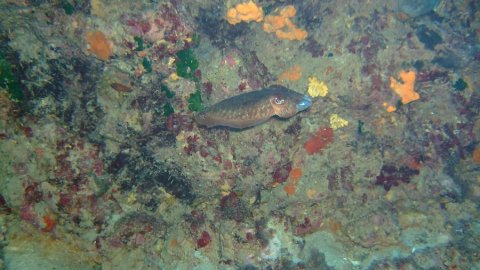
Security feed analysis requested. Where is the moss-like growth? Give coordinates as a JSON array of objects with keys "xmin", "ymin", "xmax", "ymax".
[
  {"xmin": 161, "ymin": 83, "xmax": 175, "ymax": 98},
  {"xmin": 191, "ymin": 34, "xmax": 201, "ymax": 47},
  {"xmin": 357, "ymin": 120, "xmax": 364, "ymax": 135},
  {"xmin": 395, "ymin": 100, "xmax": 403, "ymax": 110},
  {"xmin": 175, "ymin": 49, "xmax": 198, "ymax": 79},
  {"xmin": 163, "ymin": 103, "xmax": 174, "ymax": 116},
  {"xmin": 188, "ymin": 90, "xmax": 202, "ymax": 112},
  {"xmin": 453, "ymin": 78, "xmax": 467, "ymax": 91},
  {"xmin": 142, "ymin": 57, "xmax": 152, "ymax": 73},
  {"xmin": 0, "ymin": 56, "xmax": 23, "ymax": 102}
]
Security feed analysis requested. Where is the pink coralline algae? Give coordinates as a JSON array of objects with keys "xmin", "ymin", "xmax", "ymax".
[
  {"xmin": 197, "ymin": 230, "xmax": 211, "ymax": 248},
  {"xmin": 24, "ymin": 182, "xmax": 43, "ymax": 204},
  {"xmin": 166, "ymin": 113, "xmax": 193, "ymax": 135},
  {"xmin": 272, "ymin": 161, "xmax": 292, "ymax": 185},
  {"xmin": 220, "ymin": 53, "xmax": 238, "ymax": 68},
  {"xmin": 294, "ymin": 217, "xmax": 323, "ymax": 236},
  {"xmin": 124, "ymin": 4, "xmax": 192, "ymax": 43},
  {"xmin": 183, "ymin": 134, "xmax": 199, "ymax": 156}
]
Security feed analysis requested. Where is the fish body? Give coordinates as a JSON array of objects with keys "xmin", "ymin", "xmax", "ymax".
[{"xmin": 195, "ymin": 85, "xmax": 312, "ymax": 129}]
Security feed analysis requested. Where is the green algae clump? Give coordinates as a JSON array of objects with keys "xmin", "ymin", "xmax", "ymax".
[
  {"xmin": 163, "ymin": 103, "xmax": 174, "ymax": 116},
  {"xmin": 176, "ymin": 49, "xmax": 198, "ymax": 79},
  {"xmin": 188, "ymin": 90, "xmax": 202, "ymax": 112},
  {"xmin": 60, "ymin": 0, "xmax": 75, "ymax": 15},
  {"xmin": 161, "ymin": 83, "xmax": 175, "ymax": 98},
  {"xmin": 0, "ymin": 56, "xmax": 23, "ymax": 102},
  {"xmin": 142, "ymin": 57, "xmax": 152, "ymax": 73},
  {"xmin": 134, "ymin": 36, "xmax": 144, "ymax": 51}
]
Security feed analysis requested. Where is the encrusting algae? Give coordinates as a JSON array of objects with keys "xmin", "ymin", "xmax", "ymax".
[
  {"xmin": 304, "ymin": 127, "xmax": 334, "ymax": 155},
  {"xmin": 262, "ymin": 5, "xmax": 308, "ymax": 41},
  {"xmin": 472, "ymin": 148, "xmax": 480, "ymax": 164},
  {"xmin": 226, "ymin": 1, "xmax": 264, "ymax": 25},
  {"xmin": 307, "ymin": 76, "xmax": 328, "ymax": 97},
  {"xmin": 86, "ymin": 31, "xmax": 113, "ymax": 61}
]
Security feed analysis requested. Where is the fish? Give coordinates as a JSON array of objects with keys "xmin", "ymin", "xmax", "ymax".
[{"xmin": 194, "ymin": 85, "xmax": 312, "ymax": 129}]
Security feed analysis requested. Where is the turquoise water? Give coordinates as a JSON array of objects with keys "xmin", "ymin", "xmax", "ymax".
[{"xmin": 0, "ymin": 1, "xmax": 479, "ymax": 269}]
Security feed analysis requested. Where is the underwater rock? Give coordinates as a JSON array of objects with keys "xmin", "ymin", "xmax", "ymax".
[
  {"xmin": 375, "ymin": 165, "xmax": 419, "ymax": 191},
  {"xmin": 432, "ymin": 53, "xmax": 462, "ymax": 69},
  {"xmin": 453, "ymin": 78, "xmax": 468, "ymax": 91},
  {"xmin": 109, "ymin": 213, "xmax": 167, "ymax": 248},
  {"xmin": 219, "ymin": 192, "xmax": 250, "ymax": 222},
  {"xmin": 397, "ymin": 0, "xmax": 439, "ymax": 17},
  {"xmin": 416, "ymin": 25, "xmax": 442, "ymax": 50},
  {"xmin": 127, "ymin": 153, "xmax": 196, "ymax": 203}
]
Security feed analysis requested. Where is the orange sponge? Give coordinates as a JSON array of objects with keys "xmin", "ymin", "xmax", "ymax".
[
  {"xmin": 226, "ymin": 1, "xmax": 264, "ymax": 25},
  {"xmin": 86, "ymin": 31, "xmax": 113, "ymax": 61},
  {"xmin": 390, "ymin": 70, "xmax": 420, "ymax": 104},
  {"xmin": 263, "ymin": 5, "xmax": 307, "ymax": 41},
  {"xmin": 277, "ymin": 65, "xmax": 302, "ymax": 81}
]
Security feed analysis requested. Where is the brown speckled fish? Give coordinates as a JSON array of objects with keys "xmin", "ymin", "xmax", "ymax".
[{"xmin": 195, "ymin": 85, "xmax": 312, "ymax": 129}]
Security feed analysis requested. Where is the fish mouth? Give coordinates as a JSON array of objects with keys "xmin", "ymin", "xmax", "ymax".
[{"xmin": 296, "ymin": 95, "xmax": 312, "ymax": 111}]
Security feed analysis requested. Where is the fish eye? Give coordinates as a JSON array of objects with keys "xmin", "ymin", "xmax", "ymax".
[{"xmin": 274, "ymin": 97, "xmax": 285, "ymax": 105}]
